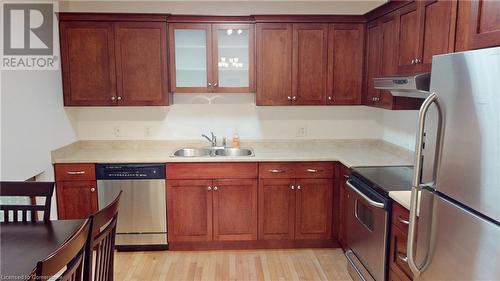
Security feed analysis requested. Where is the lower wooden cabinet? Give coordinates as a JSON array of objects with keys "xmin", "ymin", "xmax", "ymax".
[
  {"xmin": 336, "ymin": 164, "xmax": 350, "ymax": 249},
  {"xmin": 258, "ymin": 178, "xmax": 333, "ymax": 241},
  {"xmin": 56, "ymin": 180, "xmax": 98, "ymax": 220},
  {"xmin": 167, "ymin": 178, "xmax": 258, "ymax": 242},
  {"xmin": 389, "ymin": 202, "xmax": 414, "ymax": 281}
]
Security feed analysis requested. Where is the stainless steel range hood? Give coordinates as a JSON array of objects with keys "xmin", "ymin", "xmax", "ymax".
[{"xmin": 373, "ymin": 73, "xmax": 430, "ymax": 98}]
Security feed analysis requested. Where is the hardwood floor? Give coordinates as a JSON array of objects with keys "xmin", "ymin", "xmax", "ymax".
[{"xmin": 114, "ymin": 248, "xmax": 352, "ymax": 281}]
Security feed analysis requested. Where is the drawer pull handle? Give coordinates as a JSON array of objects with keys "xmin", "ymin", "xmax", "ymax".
[
  {"xmin": 290, "ymin": 185, "xmax": 295, "ymax": 190},
  {"xmin": 397, "ymin": 216, "xmax": 410, "ymax": 225},
  {"xmin": 343, "ymin": 174, "xmax": 349, "ymax": 179},
  {"xmin": 213, "ymin": 186, "xmax": 218, "ymax": 191},
  {"xmin": 306, "ymin": 168, "xmax": 321, "ymax": 173},
  {"xmin": 269, "ymin": 169, "xmax": 284, "ymax": 173},
  {"xmin": 397, "ymin": 253, "xmax": 408, "ymax": 263},
  {"xmin": 297, "ymin": 185, "xmax": 301, "ymax": 190},
  {"xmin": 90, "ymin": 187, "xmax": 96, "ymax": 192},
  {"xmin": 67, "ymin": 171, "xmax": 85, "ymax": 175},
  {"xmin": 208, "ymin": 186, "xmax": 212, "ymax": 191}
]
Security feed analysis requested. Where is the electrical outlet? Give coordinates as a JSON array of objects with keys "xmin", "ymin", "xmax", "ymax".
[
  {"xmin": 113, "ymin": 126, "xmax": 121, "ymax": 138},
  {"xmin": 144, "ymin": 127, "xmax": 152, "ymax": 137},
  {"xmin": 296, "ymin": 125, "xmax": 307, "ymax": 137}
]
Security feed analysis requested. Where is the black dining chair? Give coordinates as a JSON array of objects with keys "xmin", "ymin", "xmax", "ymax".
[
  {"xmin": 34, "ymin": 218, "xmax": 91, "ymax": 281},
  {"xmin": 0, "ymin": 181, "xmax": 54, "ymax": 222},
  {"xmin": 85, "ymin": 191, "xmax": 122, "ymax": 281}
]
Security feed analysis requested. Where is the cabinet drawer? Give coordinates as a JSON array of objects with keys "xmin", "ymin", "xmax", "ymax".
[
  {"xmin": 392, "ymin": 202, "xmax": 410, "ymax": 233},
  {"xmin": 55, "ymin": 164, "xmax": 96, "ymax": 181},
  {"xmin": 390, "ymin": 225, "xmax": 413, "ymax": 281},
  {"xmin": 259, "ymin": 163, "xmax": 296, "ymax": 178},
  {"xmin": 294, "ymin": 162, "xmax": 334, "ymax": 178},
  {"xmin": 167, "ymin": 163, "xmax": 258, "ymax": 180}
]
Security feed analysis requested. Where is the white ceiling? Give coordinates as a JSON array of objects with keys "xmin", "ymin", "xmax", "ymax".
[{"xmin": 59, "ymin": 0, "xmax": 387, "ymax": 15}]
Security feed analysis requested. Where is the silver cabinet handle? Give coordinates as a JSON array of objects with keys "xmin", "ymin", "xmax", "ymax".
[
  {"xmin": 213, "ymin": 82, "xmax": 218, "ymax": 87},
  {"xmin": 416, "ymin": 58, "xmax": 421, "ymax": 64},
  {"xmin": 343, "ymin": 174, "xmax": 349, "ymax": 179},
  {"xmin": 66, "ymin": 171, "xmax": 85, "ymax": 175},
  {"xmin": 297, "ymin": 185, "xmax": 301, "ymax": 190},
  {"xmin": 208, "ymin": 186, "xmax": 212, "ymax": 191},
  {"xmin": 397, "ymin": 216, "xmax": 410, "ymax": 225},
  {"xmin": 290, "ymin": 185, "xmax": 295, "ymax": 190},
  {"xmin": 287, "ymin": 96, "xmax": 292, "ymax": 101},
  {"xmin": 117, "ymin": 96, "xmax": 122, "ymax": 101},
  {"xmin": 269, "ymin": 169, "xmax": 284, "ymax": 173},
  {"xmin": 306, "ymin": 168, "xmax": 320, "ymax": 173},
  {"xmin": 327, "ymin": 96, "xmax": 332, "ymax": 101},
  {"xmin": 208, "ymin": 82, "xmax": 212, "ymax": 87},
  {"xmin": 90, "ymin": 187, "xmax": 96, "ymax": 192},
  {"xmin": 346, "ymin": 180, "xmax": 385, "ymax": 208},
  {"xmin": 111, "ymin": 96, "xmax": 116, "ymax": 101},
  {"xmin": 411, "ymin": 59, "xmax": 415, "ymax": 65},
  {"xmin": 292, "ymin": 96, "xmax": 297, "ymax": 101},
  {"xmin": 397, "ymin": 254, "xmax": 408, "ymax": 263},
  {"xmin": 213, "ymin": 186, "xmax": 218, "ymax": 191},
  {"xmin": 408, "ymin": 93, "xmax": 444, "ymax": 276}
]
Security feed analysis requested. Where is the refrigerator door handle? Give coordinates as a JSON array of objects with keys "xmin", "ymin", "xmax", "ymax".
[{"xmin": 408, "ymin": 93, "xmax": 444, "ymax": 276}]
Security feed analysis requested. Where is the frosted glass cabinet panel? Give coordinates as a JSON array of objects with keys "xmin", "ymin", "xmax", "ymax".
[
  {"xmin": 213, "ymin": 24, "xmax": 254, "ymax": 92},
  {"xmin": 169, "ymin": 23, "xmax": 254, "ymax": 93}
]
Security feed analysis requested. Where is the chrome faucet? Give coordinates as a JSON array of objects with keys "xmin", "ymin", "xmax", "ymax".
[{"xmin": 201, "ymin": 132, "xmax": 217, "ymax": 147}]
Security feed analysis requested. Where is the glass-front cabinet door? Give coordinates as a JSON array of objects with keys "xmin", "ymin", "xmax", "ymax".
[
  {"xmin": 169, "ymin": 23, "xmax": 254, "ymax": 93},
  {"xmin": 169, "ymin": 23, "xmax": 212, "ymax": 93},
  {"xmin": 212, "ymin": 24, "xmax": 254, "ymax": 93}
]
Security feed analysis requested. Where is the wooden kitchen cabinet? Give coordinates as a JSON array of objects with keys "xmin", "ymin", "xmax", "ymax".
[
  {"xmin": 167, "ymin": 179, "xmax": 213, "ymax": 242},
  {"xmin": 396, "ymin": 0, "xmax": 457, "ymax": 74},
  {"xmin": 455, "ymin": 0, "xmax": 500, "ymax": 50},
  {"xmin": 168, "ymin": 23, "xmax": 255, "ymax": 93},
  {"xmin": 292, "ymin": 23, "xmax": 329, "ymax": 105},
  {"xmin": 389, "ymin": 202, "xmax": 414, "ymax": 281},
  {"xmin": 256, "ymin": 23, "xmax": 293, "ymax": 105},
  {"xmin": 327, "ymin": 24, "xmax": 364, "ymax": 105},
  {"xmin": 55, "ymin": 163, "xmax": 97, "ymax": 220},
  {"xmin": 59, "ymin": 15, "xmax": 168, "ymax": 106},
  {"xmin": 166, "ymin": 163, "xmax": 258, "ymax": 243},
  {"xmin": 336, "ymin": 164, "xmax": 350, "ymax": 250}
]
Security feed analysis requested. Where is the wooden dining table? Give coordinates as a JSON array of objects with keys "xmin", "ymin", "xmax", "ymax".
[{"xmin": 0, "ymin": 219, "xmax": 83, "ymax": 280}]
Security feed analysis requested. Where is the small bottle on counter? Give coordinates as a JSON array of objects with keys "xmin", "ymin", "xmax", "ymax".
[{"xmin": 232, "ymin": 130, "xmax": 240, "ymax": 148}]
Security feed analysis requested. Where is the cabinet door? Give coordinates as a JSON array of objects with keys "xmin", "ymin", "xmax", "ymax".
[
  {"xmin": 379, "ymin": 13, "xmax": 399, "ymax": 109},
  {"xmin": 212, "ymin": 179, "xmax": 257, "ymax": 241},
  {"xmin": 258, "ymin": 179, "xmax": 296, "ymax": 240},
  {"xmin": 327, "ymin": 24, "xmax": 364, "ymax": 105},
  {"xmin": 469, "ymin": 0, "xmax": 500, "ymax": 49},
  {"xmin": 396, "ymin": 2, "xmax": 421, "ymax": 74},
  {"xmin": 60, "ymin": 22, "xmax": 116, "ymax": 106},
  {"xmin": 420, "ymin": 0, "xmax": 457, "ymax": 72},
  {"xmin": 169, "ymin": 23, "xmax": 212, "ymax": 93},
  {"xmin": 256, "ymin": 23, "xmax": 293, "ymax": 105},
  {"xmin": 389, "ymin": 225, "xmax": 413, "ymax": 281},
  {"xmin": 292, "ymin": 23, "xmax": 328, "ymax": 105},
  {"xmin": 337, "ymin": 165, "xmax": 350, "ymax": 249},
  {"xmin": 115, "ymin": 22, "xmax": 168, "ymax": 105},
  {"xmin": 167, "ymin": 180, "xmax": 212, "ymax": 242},
  {"xmin": 364, "ymin": 22, "xmax": 382, "ymax": 106},
  {"xmin": 295, "ymin": 179, "xmax": 333, "ymax": 240},
  {"xmin": 212, "ymin": 24, "xmax": 255, "ymax": 93},
  {"xmin": 56, "ymin": 181, "xmax": 97, "ymax": 219}
]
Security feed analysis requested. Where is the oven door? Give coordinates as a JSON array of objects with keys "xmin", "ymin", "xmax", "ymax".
[{"xmin": 345, "ymin": 177, "xmax": 390, "ymax": 281}]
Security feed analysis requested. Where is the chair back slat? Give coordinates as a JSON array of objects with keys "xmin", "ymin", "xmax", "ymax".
[
  {"xmin": 35, "ymin": 219, "xmax": 91, "ymax": 281},
  {"xmin": 0, "ymin": 181, "xmax": 54, "ymax": 222},
  {"xmin": 85, "ymin": 191, "xmax": 121, "ymax": 281}
]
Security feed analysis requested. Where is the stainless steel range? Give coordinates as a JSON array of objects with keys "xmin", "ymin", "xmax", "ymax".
[{"xmin": 345, "ymin": 166, "xmax": 414, "ymax": 281}]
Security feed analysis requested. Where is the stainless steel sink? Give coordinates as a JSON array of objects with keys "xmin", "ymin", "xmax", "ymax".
[
  {"xmin": 214, "ymin": 148, "xmax": 254, "ymax": 157},
  {"xmin": 171, "ymin": 147, "xmax": 254, "ymax": 157},
  {"xmin": 172, "ymin": 148, "xmax": 212, "ymax": 157}
]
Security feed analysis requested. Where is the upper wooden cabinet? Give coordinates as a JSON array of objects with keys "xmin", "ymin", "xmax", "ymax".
[
  {"xmin": 327, "ymin": 24, "xmax": 364, "ymax": 105},
  {"xmin": 396, "ymin": 0, "xmax": 457, "ymax": 74},
  {"xmin": 257, "ymin": 23, "xmax": 363, "ymax": 106},
  {"xmin": 456, "ymin": 0, "xmax": 500, "ymax": 51},
  {"xmin": 59, "ymin": 16, "xmax": 168, "ymax": 106},
  {"xmin": 168, "ymin": 23, "xmax": 255, "ymax": 93}
]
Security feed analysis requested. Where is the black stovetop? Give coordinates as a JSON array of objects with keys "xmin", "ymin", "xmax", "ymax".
[{"xmin": 351, "ymin": 166, "xmax": 414, "ymax": 197}]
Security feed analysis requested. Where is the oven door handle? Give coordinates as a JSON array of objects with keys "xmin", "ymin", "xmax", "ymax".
[{"xmin": 346, "ymin": 180, "xmax": 385, "ymax": 209}]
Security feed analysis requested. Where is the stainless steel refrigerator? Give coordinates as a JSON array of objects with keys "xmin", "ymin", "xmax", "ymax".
[{"xmin": 407, "ymin": 47, "xmax": 500, "ymax": 280}]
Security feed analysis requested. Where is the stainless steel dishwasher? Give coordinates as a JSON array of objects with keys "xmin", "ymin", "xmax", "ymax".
[{"xmin": 96, "ymin": 163, "xmax": 167, "ymax": 251}]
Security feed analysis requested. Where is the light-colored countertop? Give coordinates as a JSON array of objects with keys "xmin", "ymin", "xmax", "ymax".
[
  {"xmin": 389, "ymin": 191, "xmax": 412, "ymax": 210},
  {"xmin": 51, "ymin": 139, "xmax": 414, "ymax": 168}
]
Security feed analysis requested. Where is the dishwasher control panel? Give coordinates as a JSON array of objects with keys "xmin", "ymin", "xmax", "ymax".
[{"xmin": 96, "ymin": 164, "xmax": 165, "ymax": 180}]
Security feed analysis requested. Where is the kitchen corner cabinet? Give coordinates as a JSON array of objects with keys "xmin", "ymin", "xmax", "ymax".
[
  {"xmin": 327, "ymin": 24, "xmax": 364, "ymax": 105},
  {"xmin": 59, "ymin": 19, "xmax": 168, "ymax": 106},
  {"xmin": 166, "ymin": 163, "xmax": 258, "ymax": 242},
  {"xmin": 396, "ymin": 0, "xmax": 457, "ymax": 74},
  {"xmin": 168, "ymin": 23, "xmax": 255, "ymax": 93},
  {"xmin": 258, "ymin": 162, "xmax": 333, "ymax": 240},
  {"xmin": 54, "ymin": 164, "xmax": 97, "ymax": 219}
]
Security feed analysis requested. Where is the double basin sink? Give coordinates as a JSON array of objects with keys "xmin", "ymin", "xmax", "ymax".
[{"xmin": 172, "ymin": 147, "xmax": 254, "ymax": 157}]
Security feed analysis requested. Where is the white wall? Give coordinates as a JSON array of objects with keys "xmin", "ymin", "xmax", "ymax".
[{"xmin": 381, "ymin": 109, "xmax": 418, "ymax": 150}]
